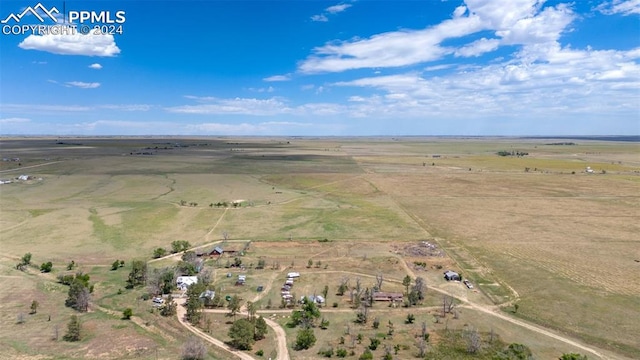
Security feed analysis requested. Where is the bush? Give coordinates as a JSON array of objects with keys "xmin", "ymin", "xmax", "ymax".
[
  {"xmin": 318, "ymin": 347, "xmax": 334, "ymax": 357},
  {"xmin": 153, "ymin": 247, "xmax": 167, "ymax": 258},
  {"xmin": 182, "ymin": 336, "xmax": 207, "ymax": 360},
  {"xmin": 368, "ymin": 337, "xmax": 380, "ymax": 350},
  {"xmin": 359, "ymin": 349, "xmax": 373, "ymax": 360},
  {"xmin": 294, "ymin": 328, "xmax": 316, "ymax": 350},
  {"xmin": 336, "ymin": 348, "xmax": 348, "ymax": 358},
  {"xmin": 255, "ymin": 349, "xmax": 264, "ymax": 356},
  {"xmin": 122, "ymin": 308, "xmax": 133, "ymax": 320},
  {"xmin": 40, "ymin": 261, "xmax": 53, "ymax": 273}
]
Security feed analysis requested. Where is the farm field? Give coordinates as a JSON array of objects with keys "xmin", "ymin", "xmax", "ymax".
[{"xmin": 0, "ymin": 136, "xmax": 638, "ymax": 360}]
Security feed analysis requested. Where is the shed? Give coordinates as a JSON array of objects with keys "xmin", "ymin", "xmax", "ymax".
[
  {"xmin": 371, "ymin": 292, "xmax": 404, "ymax": 302},
  {"xmin": 211, "ymin": 246, "xmax": 224, "ymax": 255},
  {"xmin": 444, "ymin": 270, "xmax": 461, "ymax": 281}
]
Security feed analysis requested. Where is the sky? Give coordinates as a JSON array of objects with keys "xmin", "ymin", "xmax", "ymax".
[{"xmin": 0, "ymin": 0, "xmax": 638, "ymax": 136}]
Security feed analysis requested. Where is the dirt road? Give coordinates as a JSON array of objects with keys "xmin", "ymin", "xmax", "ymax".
[{"xmin": 175, "ymin": 298, "xmax": 256, "ymax": 360}]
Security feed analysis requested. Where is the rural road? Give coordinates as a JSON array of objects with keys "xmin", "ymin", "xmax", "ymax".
[
  {"xmin": 398, "ymin": 257, "xmax": 609, "ymax": 360},
  {"xmin": 0, "ymin": 161, "xmax": 63, "ymax": 173},
  {"xmin": 175, "ymin": 297, "xmax": 257, "ymax": 360}
]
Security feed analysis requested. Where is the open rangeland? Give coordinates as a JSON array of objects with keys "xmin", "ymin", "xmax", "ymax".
[{"xmin": 0, "ymin": 137, "xmax": 638, "ymax": 360}]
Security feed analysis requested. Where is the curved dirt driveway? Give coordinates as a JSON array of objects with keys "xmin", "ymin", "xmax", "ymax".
[{"xmin": 175, "ymin": 298, "xmax": 256, "ymax": 360}]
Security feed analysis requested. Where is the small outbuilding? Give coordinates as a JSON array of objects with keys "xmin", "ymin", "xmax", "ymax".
[
  {"xmin": 444, "ymin": 270, "xmax": 461, "ymax": 281},
  {"xmin": 371, "ymin": 292, "xmax": 404, "ymax": 302},
  {"xmin": 177, "ymin": 276, "xmax": 198, "ymax": 290}
]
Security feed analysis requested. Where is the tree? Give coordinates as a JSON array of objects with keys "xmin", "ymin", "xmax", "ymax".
[
  {"xmin": 17, "ymin": 252, "xmax": 32, "ymax": 271},
  {"xmin": 40, "ymin": 261, "xmax": 53, "ymax": 273},
  {"xmin": 182, "ymin": 336, "xmax": 207, "ymax": 360},
  {"xmin": 227, "ymin": 295, "xmax": 242, "ymax": 319},
  {"xmin": 322, "ymin": 284, "xmax": 329, "ymax": 303},
  {"xmin": 186, "ymin": 284, "xmax": 204, "ymax": 325},
  {"xmin": 514, "ymin": 303, "xmax": 520, "ymax": 313},
  {"xmin": 402, "ymin": 275, "xmax": 411, "ymax": 295},
  {"xmin": 290, "ymin": 297, "xmax": 321, "ymax": 328},
  {"xmin": 465, "ymin": 327, "xmax": 481, "ymax": 354},
  {"xmin": 355, "ymin": 305, "xmax": 369, "ymax": 324},
  {"xmin": 63, "ymin": 315, "xmax": 82, "ymax": 341},
  {"xmin": 30, "ymin": 300, "xmax": 39, "ymax": 314},
  {"xmin": 171, "ymin": 240, "xmax": 191, "ymax": 253},
  {"xmin": 160, "ymin": 295, "xmax": 177, "ymax": 316},
  {"xmin": 559, "ymin": 354, "xmax": 588, "ymax": 360},
  {"xmin": 254, "ymin": 316, "xmax": 268, "ymax": 340},
  {"xmin": 147, "ymin": 267, "xmax": 175, "ymax": 295},
  {"xmin": 66, "ymin": 278, "xmax": 90, "ymax": 312},
  {"xmin": 294, "ymin": 328, "xmax": 316, "ymax": 350},
  {"xmin": 126, "ymin": 260, "xmax": 147, "ymax": 288},
  {"xmin": 122, "ymin": 308, "xmax": 133, "ymax": 320},
  {"xmin": 111, "ymin": 260, "xmax": 120, "ymax": 271},
  {"xmin": 442, "ymin": 295, "xmax": 455, "ymax": 315},
  {"xmin": 228, "ymin": 318, "xmax": 255, "ymax": 350},
  {"xmin": 337, "ymin": 276, "xmax": 349, "ymax": 296},
  {"xmin": 375, "ymin": 272, "xmax": 384, "ymax": 291},
  {"xmin": 246, "ymin": 301, "xmax": 257, "ymax": 320},
  {"xmin": 412, "ymin": 276, "xmax": 427, "ymax": 301}
]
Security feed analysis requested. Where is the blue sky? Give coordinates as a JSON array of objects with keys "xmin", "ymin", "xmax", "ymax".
[{"xmin": 0, "ymin": 0, "xmax": 638, "ymax": 136}]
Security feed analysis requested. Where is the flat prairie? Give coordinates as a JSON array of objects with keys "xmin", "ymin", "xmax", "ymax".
[{"xmin": 0, "ymin": 136, "xmax": 638, "ymax": 359}]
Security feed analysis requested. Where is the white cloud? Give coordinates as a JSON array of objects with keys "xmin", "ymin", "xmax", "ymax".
[
  {"xmin": 260, "ymin": 121, "xmax": 311, "ymax": 126},
  {"xmin": 89, "ymin": 63, "xmax": 103, "ymax": 69},
  {"xmin": 299, "ymin": 15, "xmax": 484, "ymax": 73},
  {"xmin": 1, "ymin": 103, "xmax": 151, "ymax": 114},
  {"xmin": 66, "ymin": 81, "xmax": 100, "ymax": 89},
  {"xmin": 453, "ymin": 5, "xmax": 468, "ymax": 18},
  {"xmin": 326, "ymin": 4, "xmax": 352, "ymax": 14},
  {"xmin": 263, "ymin": 74, "xmax": 291, "ymax": 82},
  {"xmin": 248, "ymin": 86, "xmax": 275, "ymax": 93},
  {"xmin": 330, "ymin": 45, "xmax": 640, "ymax": 121},
  {"xmin": 0, "ymin": 117, "xmax": 31, "ymax": 124},
  {"xmin": 1, "ymin": 104, "xmax": 92, "ymax": 113},
  {"xmin": 99, "ymin": 104, "xmax": 151, "ymax": 111},
  {"xmin": 596, "ymin": 0, "xmax": 640, "ymax": 15},
  {"xmin": 455, "ymin": 38, "xmax": 500, "ymax": 57},
  {"xmin": 312, "ymin": 3, "xmax": 352, "ymax": 22},
  {"xmin": 167, "ymin": 97, "xmax": 293, "ymax": 116},
  {"xmin": 299, "ymin": 0, "xmax": 578, "ymax": 73},
  {"xmin": 186, "ymin": 122, "xmax": 264, "ymax": 134},
  {"xmin": 19, "ymin": 33, "xmax": 120, "ymax": 56},
  {"xmin": 311, "ymin": 14, "xmax": 328, "ymax": 22}
]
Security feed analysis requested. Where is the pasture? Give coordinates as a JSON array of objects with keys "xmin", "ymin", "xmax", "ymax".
[{"xmin": 0, "ymin": 136, "xmax": 638, "ymax": 359}]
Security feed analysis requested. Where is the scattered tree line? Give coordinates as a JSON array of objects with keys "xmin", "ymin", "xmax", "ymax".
[{"xmin": 497, "ymin": 150, "xmax": 529, "ymax": 157}]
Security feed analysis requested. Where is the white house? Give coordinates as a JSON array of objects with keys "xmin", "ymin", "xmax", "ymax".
[{"xmin": 177, "ymin": 276, "xmax": 198, "ymax": 290}]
